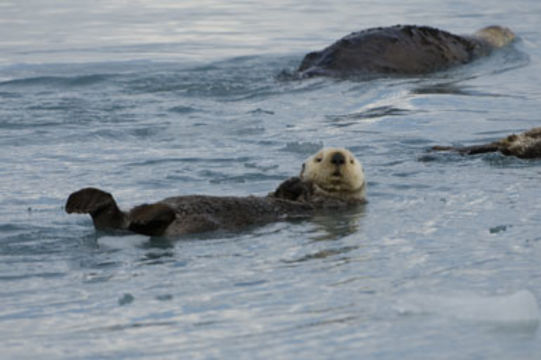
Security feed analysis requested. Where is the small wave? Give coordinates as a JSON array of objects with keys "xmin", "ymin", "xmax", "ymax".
[
  {"xmin": 283, "ymin": 246, "xmax": 359, "ymax": 264},
  {"xmin": 126, "ymin": 156, "xmax": 252, "ymax": 167},
  {"xmin": 244, "ymin": 162, "xmax": 279, "ymax": 171},
  {"xmin": 1, "ymin": 228, "xmax": 76, "ymax": 256},
  {"xmin": 201, "ymin": 171, "xmax": 285, "ymax": 184},
  {"xmin": 0, "ymin": 272, "xmax": 65, "ymax": 282},
  {"xmin": 0, "ymin": 91, "xmax": 22, "ymax": 99},
  {"xmin": 483, "ymin": 153, "xmax": 540, "ymax": 168},
  {"xmin": 167, "ymin": 105, "xmax": 199, "ymax": 114},
  {"xmin": 91, "ymin": 320, "xmax": 178, "ymax": 333},
  {"xmin": 417, "ymin": 148, "xmax": 486, "ymax": 163},
  {"xmin": 247, "ymin": 108, "xmax": 275, "ymax": 115},
  {"xmin": 234, "ymin": 279, "xmax": 267, "ymax": 287},
  {"xmin": 121, "ymin": 56, "xmax": 279, "ymax": 98},
  {"xmin": 326, "ymin": 106, "xmax": 414, "ymax": 125},
  {"xmin": 412, "ymin": 82, "xmax": 476, "ymax": 96},
  {"xmin": 412, "ymin": 82, "xmax": 526, "ymax": 99},
  {"xmin": 281, "ymin": 141, "xmax": 324, "ymax": 154},
  {"xmin": 488, "ymin": 44, "xmax": 531, "ymax": 76},
  {"xmin": 0, "ymin": 224, "xmax": 27, "ymax": 232},
  {"xmin": 0, "ymin": 74, "xmax": 113, "ymax": 88}
]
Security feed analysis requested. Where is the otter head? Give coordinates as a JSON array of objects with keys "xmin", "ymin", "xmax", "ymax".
[
  {"xmin": 474, "ymin": 25, "xmax": 515, "ymax": 48},
  {"xmin": 300, "ymin": 147, "xmax": 366, "ymax": 202}
]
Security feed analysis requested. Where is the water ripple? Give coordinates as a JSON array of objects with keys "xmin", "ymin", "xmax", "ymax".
[{"xmin": 0, "ymin": 74, "xmax": 114, "ymax": 88}]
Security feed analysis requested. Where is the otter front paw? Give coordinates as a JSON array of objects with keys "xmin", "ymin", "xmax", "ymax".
[
  {"xmin": 272, "ymin": 177, "xmax": 313, "ymax": 201},
  {"xmin": 128, "ymin": 203, "xmax": 176, "ymax": 236}
]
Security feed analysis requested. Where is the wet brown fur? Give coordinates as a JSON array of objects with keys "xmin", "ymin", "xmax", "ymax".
[
  {"xmin": 432, "ymin": 127, "xmax": 541, "ymax": 159},
  {"xmin": 298, "ymin": 25, "xmax": 514, "ymax": 77},
  {"xmin": 66, "ymin": 188, "xmax": 318, "ymax": 236}
]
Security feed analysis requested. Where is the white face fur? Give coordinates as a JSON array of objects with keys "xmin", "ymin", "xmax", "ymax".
[{"xmin": 300, "ymin": 147, "xmax": 366, "ymax": 200}]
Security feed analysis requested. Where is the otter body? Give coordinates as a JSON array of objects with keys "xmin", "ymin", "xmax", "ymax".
[
  {"xmin": 298, "ymin": 25, "xmax": 515, "ymax": 77},
  {"xmin": 66, "ymin": 189, "xmax": 316, "ymax": 236},
  {"xmin": 66, "ymin": 148, "xmax": 366, "ymax": 237},
  {"xmin": 432, "ymin": 127, "xmax": 541, "ymax": 159}
]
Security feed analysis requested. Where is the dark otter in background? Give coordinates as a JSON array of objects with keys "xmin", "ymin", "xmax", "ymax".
[
  {"xmin": 297, "ymin": 25, "xmax": 515, "ymax": 77},
  {"xmin": 432, "ymin": 127, "xmax": 541, "ymax": 159},
  {"xmin": 65, "ymin": 148, "xmax": 366, "ymax": 237}
]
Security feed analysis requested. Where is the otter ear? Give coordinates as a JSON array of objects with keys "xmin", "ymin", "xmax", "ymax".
[{"xmin": 300, "ymin": 163, "xmax": 306, "ymax": 178}]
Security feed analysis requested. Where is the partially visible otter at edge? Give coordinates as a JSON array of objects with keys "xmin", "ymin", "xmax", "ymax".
[
  {"xmin": 65, "ymin": 148, "xmax": 366, "ymax": 237},
  {"xmin": 432, "ymin": 127, "xmax": 541, "ymax": 159},
  {"xmin": 297, "ymin": 25, "xmax": 515, "ymax": 77}
]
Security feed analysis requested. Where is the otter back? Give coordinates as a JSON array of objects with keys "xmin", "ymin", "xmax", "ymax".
[{"xmin": 298, "ymin": 25, "xmax": 491, "ymax": 77}]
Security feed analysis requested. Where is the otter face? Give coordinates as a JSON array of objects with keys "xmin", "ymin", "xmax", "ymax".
[{"xmin": 300, "ymin": 147, "xmax": 365, "ymax": 201}]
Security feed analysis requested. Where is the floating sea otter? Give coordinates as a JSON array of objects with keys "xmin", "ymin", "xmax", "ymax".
[
  {"xmin": 66, "ymin": 148, "xmax": 366, "ymax": 237},
  {"xmin": 432, "ymin": 127, "xmax": 541, "ymax": 159},
  {"xmin": 297, "ymin": 25, "xmax": 515, "ymax": 77}
]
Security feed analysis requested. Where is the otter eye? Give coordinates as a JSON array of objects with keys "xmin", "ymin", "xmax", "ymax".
[
  {"xmin": 350, "ymin": 159, "xmax": 354, "ymax": 164},
  {"xmin": 315, "ymin": 158, "xmax": 322, "ymax": 163}
]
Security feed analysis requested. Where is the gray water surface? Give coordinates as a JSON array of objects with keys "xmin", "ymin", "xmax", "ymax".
[{"xmin": 1, "ymin": 1, "xmax": 541, "ymax": 359}]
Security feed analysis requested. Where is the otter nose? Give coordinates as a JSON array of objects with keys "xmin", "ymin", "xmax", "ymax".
[{"xmin": 331, "ymin": 152, "xmax": 345, "ymax": 165}]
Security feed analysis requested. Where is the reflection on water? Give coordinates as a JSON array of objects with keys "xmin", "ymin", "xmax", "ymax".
[
  {"xmin": 283, "ymin": 245, "xmax": 360, "ymax": 264},
  {"xmin": 309, "ymin": 206, "xmax": 366, "ymax": 241},
  {"xmin": 412, "ymin": 82, "xmax": 526, "ymax": 98}
]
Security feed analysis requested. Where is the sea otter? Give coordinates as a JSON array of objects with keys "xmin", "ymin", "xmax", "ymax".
[
  {"xmin": 432, "ymin": 127, "xmax": 541, "ymax": 159},
  {"xmin": 297, "ymin": 25, "xmax": 515, "ymax": 77},
  {"xmin": 274, "ymin": 147, "xmax": 365, "ymax": 205},
  {"xmin": 65, "ymin": 148, "xmax": 366, "ymax": 237}
]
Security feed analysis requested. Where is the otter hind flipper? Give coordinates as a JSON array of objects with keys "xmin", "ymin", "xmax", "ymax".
[
  {"xmin": 66, "ymin": 187, "xmax": 127, "ymax": 230},
  {"xmin": 66, "ymin": 187, "xmax": 116, "ymax": 214},
  {"xmin": 128, "ymin": 203, "xmax": 176, "ymax": 236},
  {"xmin": 458, "ymin": 143, "xmax": 501, "ymax": 155},
  {"xmin": 431, "ymin": 143, "xmax": 500, "ymax": 155}
]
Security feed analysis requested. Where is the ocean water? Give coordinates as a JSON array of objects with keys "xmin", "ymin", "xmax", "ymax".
[{"xmin": 1, "ymin": 0, "xmax": 541, "ymax": 359}]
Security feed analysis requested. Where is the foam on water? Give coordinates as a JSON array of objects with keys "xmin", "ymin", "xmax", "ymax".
[
  {"xmin": 395, "ymin": 290, "xmax": 540, "ymax": 326},
  {"xmin": 98, "ymin": 234, "xmax": 151, "ymax": 250}
]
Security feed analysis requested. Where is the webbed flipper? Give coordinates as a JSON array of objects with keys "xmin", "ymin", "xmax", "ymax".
[{"xmin": 66, "ymin": 187, "xmax": 127, "ymax": 230}]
